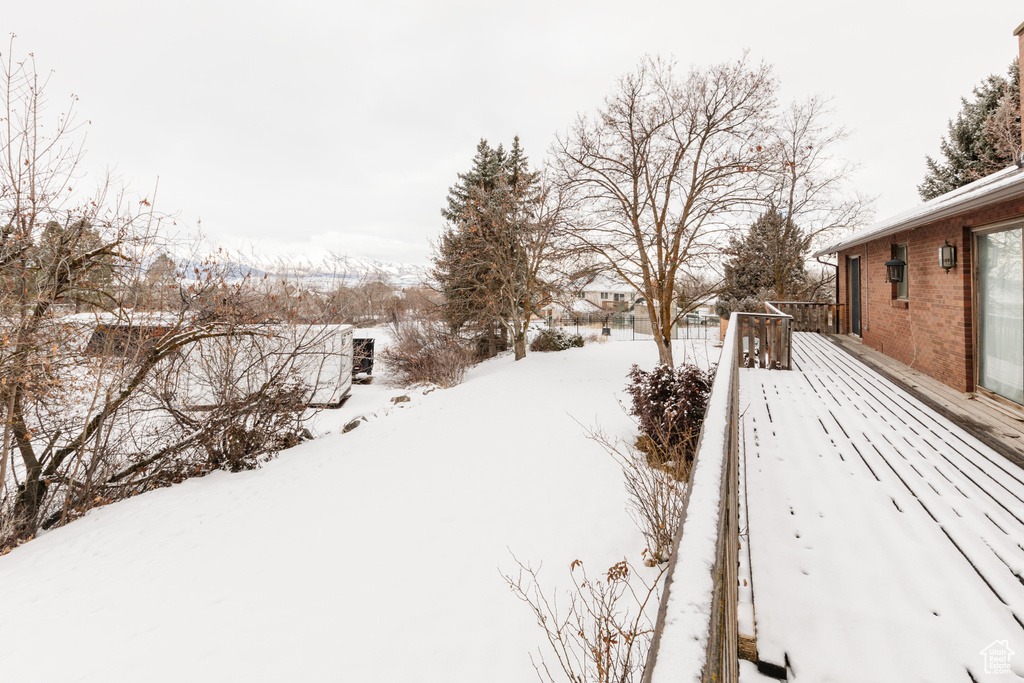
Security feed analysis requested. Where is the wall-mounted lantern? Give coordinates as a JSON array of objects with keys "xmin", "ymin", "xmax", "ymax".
[
  {"xmin": 938, "ymin": 240, "xmax": 957, "ymax": 272},
  {"xmin": 885, "ymin": 257, "xmax": 906, "ymax": 283}
]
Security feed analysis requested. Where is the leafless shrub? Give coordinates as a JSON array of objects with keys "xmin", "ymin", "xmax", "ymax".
[
  {"xmin": 380, "ymin": 320, "xmax": 475, "ymax": 388},
  {"xmin": 503, "ymin": 554, "xmax": 666, "ymax": 683},
  {"xmin": 146, "ymin": 324, "xmax": 346, "ymax": 473},
  {"xmin": 0, "ymin": 45, "xmax": 351, "ymax": 551},
  {"xmin": 586, "ymin": 427, "xmax": 687, "ymax": 566},
  {"xmin": 153, "ymin": 366, "xmax": 308, "ymax": 473}
]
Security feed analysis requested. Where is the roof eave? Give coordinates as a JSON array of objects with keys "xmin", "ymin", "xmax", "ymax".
[{"xmin": 812, "ymin": 177, "xmax": 1024, "ymax": 258}]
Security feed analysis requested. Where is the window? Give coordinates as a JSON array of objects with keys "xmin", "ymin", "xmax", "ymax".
[
  {"xmin": 600, "ymin": 292, "xmax": 609, "ymax": 300},
  {"xmin": 614, "ymin": 293, "xmax": 626, "ymax": 302},
  {"xmin": 895, "ymin": 243, "xmax": 908, "ymax": 300}
]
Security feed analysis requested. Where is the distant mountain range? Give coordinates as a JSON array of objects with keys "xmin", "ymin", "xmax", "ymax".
[
  {"xmin": 177, "ymin": 256, "xmax": 430, "ymax": 289},
  {"xmin": 309, "ymin": 256, "xmax": 430, "ymax": 288}
]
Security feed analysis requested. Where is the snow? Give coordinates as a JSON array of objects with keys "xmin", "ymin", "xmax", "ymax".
[
  {"xmin": 742, "ymin": 333, "xmax": 1024, "ymax": 681},
  {"xmin": 580, "ymin": 275, "xmax": 637, "ymax": 295},
  {"xmin": 0, "ymin": 332, "xmax": 717, "ymax": 682},
  {"xmin": 568, "ymin": 298, "xmax": 606, "ymax": 314},
  {"xmin": 647, "ymin": 314, "xmax": 738, "ymax": 683}
]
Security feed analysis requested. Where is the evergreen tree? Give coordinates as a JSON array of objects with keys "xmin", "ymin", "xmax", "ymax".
[
  {"xmin": 144, "ymin": 253, "xmax": 179, "ymax": 310},
  {"xmin": 441, "ymin": 139, "xmax": 507, "ymax": 222},
  {"xmin": 919, "ymin": 59, "xmax": 1021, "ymax": 200},
  {"xmin": 435, "ymin": 139, "xmax": 504, "ymax": 351},
  {"xmin": 717, "ymin": 210, "xmax": 811, "ymax": 313},
  {"xmin": 432, "ymin": 137, "xmax": 548, "ymax": 360}
]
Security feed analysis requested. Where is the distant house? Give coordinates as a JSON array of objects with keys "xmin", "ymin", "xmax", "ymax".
[
  {"xmin": 539, "ymin": 296, "xmax": 604, "ymax": 320},
  {"xmin": 539, "ymin": 276, "xmax": 639, "ymax": 319},
  {"xmin": 814, "ymin": 22, "xmax": 1024, "ymax": 412},
  {"xmin": 577, "ymin": 276, "xmax": 639, "ymax": 312}
]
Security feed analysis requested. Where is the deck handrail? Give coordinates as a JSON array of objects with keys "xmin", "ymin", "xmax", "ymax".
[
  {"xmin": 767, "ymin": 300, "xmax": 844, "ymax": 334},
  {"xmin": 740, "ymin": 306, "xmax": 792, "ymax": 370},
  {"xmin": 643, "ymin": 310, "xmax": 791, "ymax": 683}
]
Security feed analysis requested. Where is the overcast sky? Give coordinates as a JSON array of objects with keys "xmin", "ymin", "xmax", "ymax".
[{"xmin": 6, "ymin": 1, "xmax": 1023, "ymax": 266}]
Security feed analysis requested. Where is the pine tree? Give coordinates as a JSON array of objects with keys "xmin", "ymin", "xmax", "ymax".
[
  {"xmin": 717, "ymin": 210, "xmax": 811, "ymax": 313},
  {"xmin": 432, "ymin": 137, "xmax": 549, "ymax": 359},
  {"xmin": 919, "ymin": 59, "xmax": 1021, "ymax": 200},
  {"xmin": 435, "ymin": 139, "xmax": 504, "ymax": 353},
  {"xmin": 441, "ymin": 139, "xmax": 506, "ymax": 223}
]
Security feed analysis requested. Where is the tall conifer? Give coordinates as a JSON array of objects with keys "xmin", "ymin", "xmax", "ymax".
[{"xmin": 919, "ymin": 59, "xmax": 1021, "ymax": 200}]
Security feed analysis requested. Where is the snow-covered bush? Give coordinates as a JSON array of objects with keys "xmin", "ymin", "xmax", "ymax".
[
  {"xmin": 713, "ymin": 293, "xmax": 770, "ymax": 318},
  {"xmin": 380, "ymin": 320, "xmax": 475, "ymax": 388},
  {"xmin": 625, "ymin": 363, "xmax": 714, "ymax": 477},
  {"xmin": 528, "ymin": 328, "xmax": 584, "ymax": 352}
]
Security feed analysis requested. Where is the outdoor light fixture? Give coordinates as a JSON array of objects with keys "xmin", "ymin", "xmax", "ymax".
[
  {"xmin": 885, "ymin": 257, "xmax": 906, "ymax": 283},
  {"xmin": 939, "ymin": 240, "xmax": 957, "ymax": 272}
]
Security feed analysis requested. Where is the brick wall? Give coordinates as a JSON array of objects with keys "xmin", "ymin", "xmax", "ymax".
[{"xmin": 837, "ymin": 195, "xmax": 1024, "ymax": 394}]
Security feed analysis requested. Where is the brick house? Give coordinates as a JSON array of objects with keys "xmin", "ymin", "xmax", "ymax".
[{"xmin": 814, "ymin": 21, "xmax": 1024, "ymax": 410}]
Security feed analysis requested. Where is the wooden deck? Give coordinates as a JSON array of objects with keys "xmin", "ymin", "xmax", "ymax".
[
  {"xmin": 741, "ymin": 332, "xmax": 1024, "ymax": 681},
  {"xmin": 829, "ymin": 333, "xmax": 1024, "ymax": 471}
]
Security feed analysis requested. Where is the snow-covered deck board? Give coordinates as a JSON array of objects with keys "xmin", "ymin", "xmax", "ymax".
[{"xmin": 742, "ymin": 332, "xmax": 1024, "ymax": 681}]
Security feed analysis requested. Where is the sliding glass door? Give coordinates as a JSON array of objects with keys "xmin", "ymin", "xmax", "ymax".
[{"xmin": 976, "ymin": 227, "xmax": 1024, "ymax": 404}]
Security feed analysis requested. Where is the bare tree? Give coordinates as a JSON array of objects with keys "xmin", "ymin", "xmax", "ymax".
[
  {"xmin": 986, "ymin": 78, "xmax": 1022, "ymax": 168},
  {"xmin": 0, "ymin": 45, "xmax": 343, "ymax": 549},
  {"xmin": 554, "ymin": 55, "xmax": 777, "ymax": 367},
  {"xmin": 762, "ymin": 97, "xmax": 873, "ymax": 300}
]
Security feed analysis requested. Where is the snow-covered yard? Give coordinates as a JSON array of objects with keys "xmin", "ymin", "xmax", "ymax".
[{"xmin": 0, "ymin": 334, "xmax": 718, "ymax": 682}]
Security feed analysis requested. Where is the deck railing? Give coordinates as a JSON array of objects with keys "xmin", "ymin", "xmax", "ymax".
[
  {"xmin": 767, "ymin": 301, "xmax": 844, "ymax": 334},
  {"xmin": 737, "ymin": 306, "xmax": 792, "ymax": 370},
  {"xmin": 642, "ymin": 309, "xmax": 791, "ymax": 683}
]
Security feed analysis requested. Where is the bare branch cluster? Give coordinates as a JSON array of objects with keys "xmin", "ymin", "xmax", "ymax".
[
  {"xmin": 554, "ymin": 55, "xmax": 777, "ymax": 367},
  {"xmin": 503, "ymin": 555, "xmax": 666, "ymax": 683},
  {"xmin": 0, "ymin": 44, "xmax": 346, "ymax": 551},
  {"xmin": 380, "ymin": 315, "xmax": 475, "ymax": 388},
  {"xmin": 586, "ymin": 427, "xmax": 687, "ymax": 566}
]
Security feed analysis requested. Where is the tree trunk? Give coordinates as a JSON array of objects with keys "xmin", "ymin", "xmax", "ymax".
[
  {"xmin": 12, "ymin": 468, "xmax": 46, "ymax": 539},
  {"xmin": 654, "ymin": 332, "xmax": 673, "ymax": 367},
  {"xmin": 513, "ymin": 334, "xmax": 526, "ymax": 361},
  {"xmin": 656, "ymin": 292, "xmax": 675, "ymax": 368},
  {"xmin": 9, "ymin": 394, "xmax": 45, "ymax": 540},
  {"xmin": 0, "ymin": 388, "xmax": 13, "ymax": 500}
]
